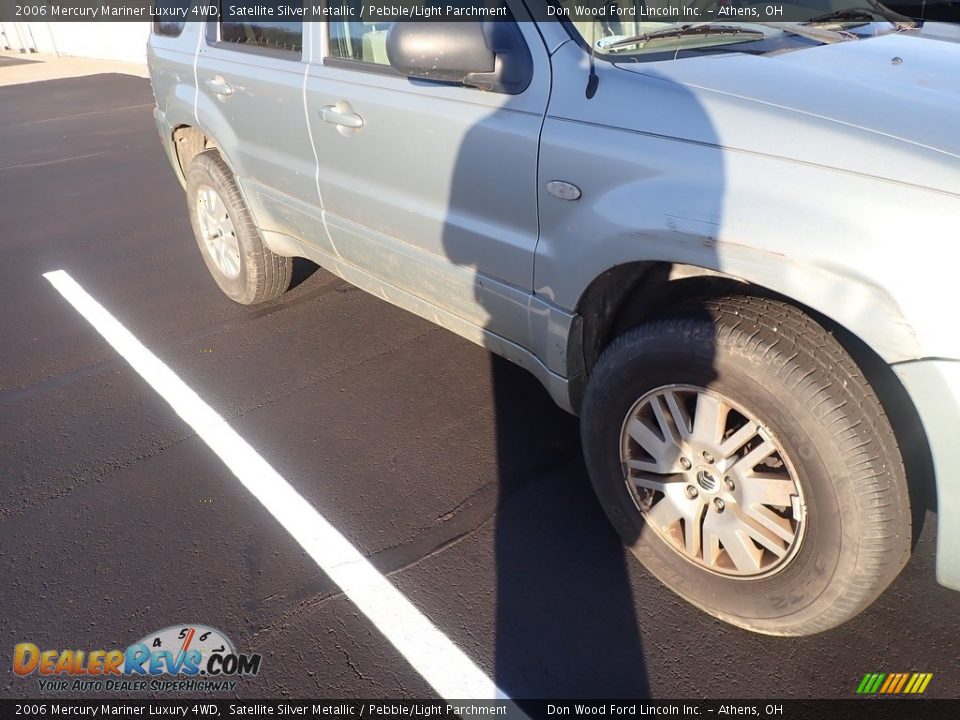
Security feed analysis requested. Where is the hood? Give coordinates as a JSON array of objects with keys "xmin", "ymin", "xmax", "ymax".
[{"xmin": 617, "ymin": 31, "xmax": 960, "ymax": 187}]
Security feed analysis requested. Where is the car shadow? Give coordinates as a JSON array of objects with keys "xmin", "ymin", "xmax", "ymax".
[
  {"xmin": 432, "ymin": 11, "xmax": 718, "ymax": 697},
  {"xmin": 484, "ymin": 355, "xmax": 652, "ymax": 697},
  {"xmin": 289, "ymin": 257, "xmax": 321, "ymax": 290}
]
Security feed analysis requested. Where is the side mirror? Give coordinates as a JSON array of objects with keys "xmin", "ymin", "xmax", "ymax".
[{"xmin": 385, "ymin": 22, "xmax": 532, "ymax": 95}]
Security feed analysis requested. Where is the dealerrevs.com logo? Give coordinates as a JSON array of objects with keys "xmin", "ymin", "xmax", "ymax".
[{"xmin": 13, "ymin": 624, "xmax": 261, "ymax": 693}]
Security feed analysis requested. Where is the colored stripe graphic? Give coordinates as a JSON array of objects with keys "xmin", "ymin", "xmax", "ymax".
[
  {"xmin": 883, "ymin": 673, "xmax": 900, "ymax": 693},
  {"xmin": 909, "ymin": 673, "xmax": 933, "ymax": 694},
  {"xmin": 857, "ymin": 672, "xmax": 932, "ymax": 694}
]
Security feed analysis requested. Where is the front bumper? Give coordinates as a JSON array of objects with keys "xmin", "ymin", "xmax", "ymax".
[{"xmin": 894, "ymin": 359, "xmax": 960, "ymax": 591}]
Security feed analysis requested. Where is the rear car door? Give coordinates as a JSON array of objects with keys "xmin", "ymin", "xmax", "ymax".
[
  {"xmin": 304, "ymin": 3, "xmax": 552, "ymax": 347},
  {"xmin": 194, "ymin": 12, "xmax": 321, "ymax": 247}
]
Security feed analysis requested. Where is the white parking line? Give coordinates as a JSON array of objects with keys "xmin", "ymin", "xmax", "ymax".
[{"xmin": 44, "ymin": 269, "xmax": 508, "ymax": 701}]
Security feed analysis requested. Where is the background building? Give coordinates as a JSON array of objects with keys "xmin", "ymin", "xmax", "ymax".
[{"xmin": 1, "ymin": 21, "xmax": 150, "ymax": 65}]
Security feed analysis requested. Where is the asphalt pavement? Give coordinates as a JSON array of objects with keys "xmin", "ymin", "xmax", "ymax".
[{"xmin": 1, "ymin": 72, "xmax": 958, "ymax": 700}]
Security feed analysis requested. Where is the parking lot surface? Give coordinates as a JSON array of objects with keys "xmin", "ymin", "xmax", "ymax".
[{"xmin": 1, "ymin": 73, "xmax": 958, "ymax": 700}]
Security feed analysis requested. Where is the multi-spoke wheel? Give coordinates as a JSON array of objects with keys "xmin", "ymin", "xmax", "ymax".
[
  {"xmin": 195, "ymin": 185, "xmax": 242, "ymax": 280},
  {"xmin": 622, "ymin": 385, "xmax": 805, "ymax": 579},
  {"xmin": 581, "ymin": 295, "xmax": 911, "ymax": 635},
  {"xmin": 185, "ymin": 151, "xmax": 292, "ymax": 305}
]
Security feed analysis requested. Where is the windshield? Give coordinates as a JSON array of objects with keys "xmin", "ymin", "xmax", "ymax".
[{"xmin": 558, "ymin": 0, "xmax": 912, "ymax": 55}]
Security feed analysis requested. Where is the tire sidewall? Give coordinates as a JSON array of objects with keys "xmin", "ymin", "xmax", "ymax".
[
  {"xmin": 185, "ymin": 153, "xmax": 255, "ymax": 304},
  {"xmin": 581, "ymin": 325, "xmax": 861, "ymax": 633}
]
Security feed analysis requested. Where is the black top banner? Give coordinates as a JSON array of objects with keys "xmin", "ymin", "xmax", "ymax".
[
  {"xmin": 2, "ymin": 699, "xmax": 960, "ymax": 719},
  {"xmin": 0, "ymin": 0, "xmax": 952, "ymax": 24}
]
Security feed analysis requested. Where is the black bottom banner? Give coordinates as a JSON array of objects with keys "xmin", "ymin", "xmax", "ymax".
[{"xmin": 2, "ymin": 699, "xmax": 958, "ymax": 720}]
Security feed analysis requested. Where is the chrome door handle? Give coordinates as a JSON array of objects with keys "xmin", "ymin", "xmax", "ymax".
[
  {"xmin": 204, "ymin": 76, "xmax": 233, "ymax": 96},
  {"xmin": 321, "ymin": 104, "xmax": 364, "ymax": 131}
]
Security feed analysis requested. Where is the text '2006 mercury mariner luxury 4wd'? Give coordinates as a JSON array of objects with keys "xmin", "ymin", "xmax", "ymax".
[{"xmin": 149, "ymin": 1, "xmax": 960, "ymax": 636}]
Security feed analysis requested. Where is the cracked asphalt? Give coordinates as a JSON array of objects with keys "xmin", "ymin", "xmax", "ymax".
[{"xmin": 1, "ymin": 73, "xmax": 958, "ymax": 701}]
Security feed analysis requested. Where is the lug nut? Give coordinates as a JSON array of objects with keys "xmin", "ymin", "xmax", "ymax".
[
  {"xmin": 724, "ymin": 477, "xmax": 735, "ymax": 491},
  {"xmin": 685, "ymin": 485, "xmax": 699, "ymax": 499},
  {"xmin": 702, "ymin": 451, "xmax": 714, "ymax": 464},
  {"xmin": 714, "ymin": 498, "xmax": 725, "ymax": 512},
  {"xmin": 680, "ymin": 457, "xmax": 692, "ymax": 470}
]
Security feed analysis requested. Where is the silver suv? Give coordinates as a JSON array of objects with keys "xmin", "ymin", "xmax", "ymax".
[{"xmin": 148, "ymin": 2, "xmax": 960, "ymax": 636}]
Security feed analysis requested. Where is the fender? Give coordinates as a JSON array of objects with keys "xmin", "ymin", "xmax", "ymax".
[{"xmin": 538, "ymin": 57, "xmax": 960, "ymax": 367}]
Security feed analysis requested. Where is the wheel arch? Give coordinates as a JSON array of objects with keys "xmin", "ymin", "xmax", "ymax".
[
  {"xmin": 171, "ymin": 125, "xmax": 221, "ymax": 183},
  {"xmin": 569, "ymin": 258, "xmax": 923, "ymax": 399},
  {"xmin": 568, "ymin": 260, "xmax": 935, "ymax": 547}
]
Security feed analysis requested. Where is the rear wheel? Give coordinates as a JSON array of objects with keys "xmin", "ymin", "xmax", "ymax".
[
  {"xmin": 580, "ymin": 295, "xmax": 911, "ymax": 635},
  {"xmin": 185, "ymin": 150, "xmax": 292, "ymax": 305}
]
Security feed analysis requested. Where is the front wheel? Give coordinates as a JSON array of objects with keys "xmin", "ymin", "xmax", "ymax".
[{"xmin": 580, "ymin": 295, "xmax": 911, "ymax": 636}]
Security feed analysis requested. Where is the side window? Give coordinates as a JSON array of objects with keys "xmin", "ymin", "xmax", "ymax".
[
  {"xmin": 218, "ymin": 20, "xmax": 304, "ymax": 57},
  {"xmin": 326, "ymin": 2, "xmax": 524, "ymax": 71},
  {"xmin": 152, "ymin": 0, "xmax": 188, "ymax": 36},
  {"xmin": 328, "ymin": 21, "xmax": 394, "ymax": 66},
  {"xmin": 153, "ymin": 21, "xmax": 186, "ymax": 37},
  {"xmin": 327, "ymin": 2, "xmax": 394, "ymax": 66}
]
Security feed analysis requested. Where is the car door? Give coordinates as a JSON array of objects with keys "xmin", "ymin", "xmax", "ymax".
[
  {"xmin": 194, "ymin": 13, "xmax": 322, "ymax": 249},
  {"xmin": 304, "ymin": 3, "xmax": 551, "ymax": 348}
]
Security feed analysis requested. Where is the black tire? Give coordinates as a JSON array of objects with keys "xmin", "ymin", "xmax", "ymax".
[
  {"xmin": 580, "ymin": 295, "xmax": 911, "ymax": 636},
  {"xmin": 185, "ymin": 150, "xmax": 292, "ymax": 305}
]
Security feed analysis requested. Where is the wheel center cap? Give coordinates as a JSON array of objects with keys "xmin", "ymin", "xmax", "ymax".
[{"xmin": 696, "ymin": 469, "xmax": 719, "ymax": 493}]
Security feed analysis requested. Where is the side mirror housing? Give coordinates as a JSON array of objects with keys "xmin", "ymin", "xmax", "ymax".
[{"xmin": 385, "ymin": 22, "xmax": 532, "ymax": 95}]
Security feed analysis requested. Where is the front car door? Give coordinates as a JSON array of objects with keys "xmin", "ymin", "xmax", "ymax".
[{"xmin": 304, "ymin": 3, "xmax": 552, "ymax": 350}]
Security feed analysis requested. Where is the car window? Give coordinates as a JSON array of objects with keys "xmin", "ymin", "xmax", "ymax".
[
  {"xmin": 327, "ymin": 1, "xmax": 394, "ymax": 65},
  {"xmin": 559, "ymin": 0, "xmax": 912, "ymax": 55},
  {"xmin": 202, "ymin": 1, "xmax": 304, "ymax": 59},
  {"xmin": 152, "ymin": 0, "xmax": 189, "ymax": 36},
  {"xmin": 326, "ymin": 1, "xmax": 522, "ymax": 67},
  {"xmin": 153, "ymin": 20, "xmax": 186, "ymax": 37},
  {"xmin": 219, "ymin": 19, "xmax": 304, "ymax": 57}
]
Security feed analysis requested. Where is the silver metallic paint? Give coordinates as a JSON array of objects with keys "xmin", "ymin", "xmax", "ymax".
[{"xmin": 148, "ymin": 19, "xmax": 960, "ymax": 590}]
